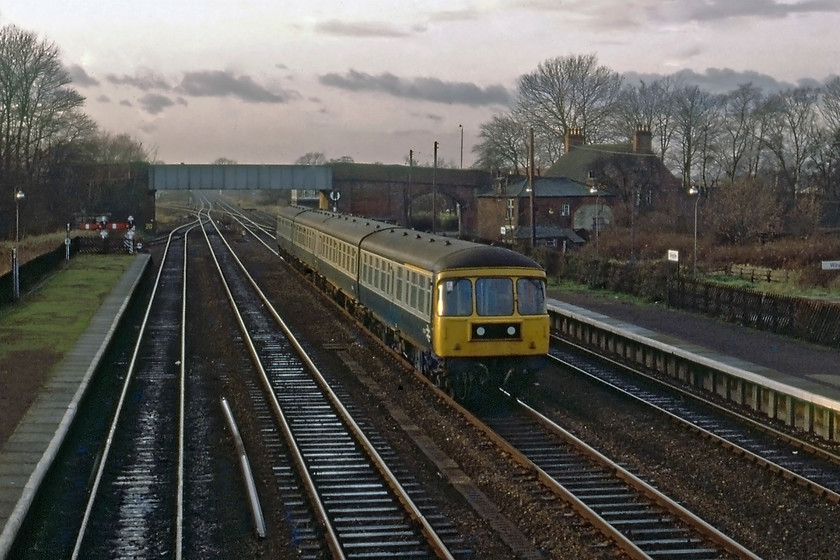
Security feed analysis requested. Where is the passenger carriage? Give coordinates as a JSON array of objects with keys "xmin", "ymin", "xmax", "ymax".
[{"xmin": 276, "ymin": 206, "xmax": 549, "ymax": 399}]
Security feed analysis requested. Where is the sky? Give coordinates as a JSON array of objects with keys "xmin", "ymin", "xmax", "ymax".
[{"xmin": 2, "ymin": 0, "xmax": 839, "ymax": 167}]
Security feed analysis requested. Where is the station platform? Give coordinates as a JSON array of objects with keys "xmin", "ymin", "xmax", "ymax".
[
  {"xmin": 548, "ymin": 297, "xmax": 840, "ymax": 439},
  {"xmin": 0, "ymin": 254, "xmax": 151, "ymax": 558}
]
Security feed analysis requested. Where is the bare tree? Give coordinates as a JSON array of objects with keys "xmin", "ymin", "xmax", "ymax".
[
  {"xmin": 760, "ymin": 87, "xmax": 822, "ymax": 199},
  {"xmin": 820, "ymin": 77, "xmax": 840, "ymax": 133},
  {"xmin": 711, "ymin": 84, "xmax": 766, "ymax": 182},
  {"xmin": 517, "ymin": 53, "xmax": 623, "ymax": 148},
  {"xmin": 671, "ymin": 85, "xmax": 718, "ymax": 188},
  {"xmin": 811, "ymin": 78, "xmax": 840, "ymax": 197},
  {"xmin": 613, "ymin": 77, "xmax": 680, "ymax": 160},
  {"xmin": 471, "ymin": 113, "xmax": 527, "ymax": 173},
  {"xmin": 295, "ymin": 151, "xmax": 327, "ymax": 165},
  {"xmin": 89, "ymin": 132, "xmax": 152, "ymax": 164},
  {"xmin": 705, "ymin": 177, "xmax": 784, "ymax": 243},
  {"xmin": 0, "ymin": 25, "xmax": 86, "ymax": 190}
]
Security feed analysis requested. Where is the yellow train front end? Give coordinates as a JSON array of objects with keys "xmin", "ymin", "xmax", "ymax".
[{"xmin": 430, "ymin": 267, "xmax": 549, "ymax": 396}]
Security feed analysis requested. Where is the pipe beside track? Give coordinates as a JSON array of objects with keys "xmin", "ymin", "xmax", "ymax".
[{"xmin": 220, "ymin": 397, "xmax": 266, "ymax": 539}]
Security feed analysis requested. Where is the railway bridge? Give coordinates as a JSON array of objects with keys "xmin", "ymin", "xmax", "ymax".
[{"xmin": 150, "ymin": 163, "xmax": 492, "ymax": 233}]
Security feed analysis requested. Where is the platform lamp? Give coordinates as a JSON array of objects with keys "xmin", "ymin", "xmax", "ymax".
[
  {"xmin": 459, "ymin": 124, "xmax": 463, "ymax": 169},
  {"xmin": 588, "ymin": 173, "xmax": 601, "ymax": 259},
  {"xmin": 12, "ymin": 188, "xmax": 25, "ymax": 300},
  {"xmin": 689, "ymin": 184, "xmax": 699, "ymax": 277}
]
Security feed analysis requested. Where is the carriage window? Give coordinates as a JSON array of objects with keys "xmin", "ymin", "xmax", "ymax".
[
  {"xmin": 396, "ymin": 268, "xmax": 404, "ymax": 301},
  {"xmin": 476, "ymin": 278, "xmax": 513, "ymax": 316},
  {"xmin": 439, "ymin": 279, "xmax": 472, "ymax": 316},
  {"xmin": 517, "ymin": 278, "xmax": 546, "ymax": 315}
]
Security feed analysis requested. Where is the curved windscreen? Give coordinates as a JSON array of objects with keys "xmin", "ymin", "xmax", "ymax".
[
  {"xmin": 439, "ymin": 278, "xmax": 473, "ymax": 316},
  {"xmin": 516, "ymin": 278, "xmax": 546, "ymax": 315}
]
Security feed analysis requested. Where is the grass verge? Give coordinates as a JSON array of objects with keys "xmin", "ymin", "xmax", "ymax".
[{"xmin": 0, "ymin": 255, "xmax": 134, "ymax": 356}]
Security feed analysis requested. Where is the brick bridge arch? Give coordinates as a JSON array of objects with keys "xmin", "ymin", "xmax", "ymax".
[{"xmin": 329, "ymin": 163, "xmax": 491, "ymax": 235}]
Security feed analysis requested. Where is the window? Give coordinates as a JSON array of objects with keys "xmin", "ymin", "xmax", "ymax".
[
  {"xmin": 560, "ymin": 204, "xmax": 570, "ymax": 217},
  {"xmin": 395, "ymin": 267, "xmax": 404, "ymax": 301},
  {"xmin": 506, "ymin": 198, "xmax": 515, "ymax": 220},
  {"xmin": 439, "ymin": 278, "xmax": 472, "ymax": 316},
  {"xmin": 476, "ymin": 278, "xmax": 513, "ymax": 316},
  {"xmin": 517, "ymin": 278, "xmax": 546, "ymax": 315}
]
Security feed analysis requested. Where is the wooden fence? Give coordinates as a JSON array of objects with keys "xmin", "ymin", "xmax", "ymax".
[
  {"xmin": 0, "ymin": 236, "xmax": 135, "ymax": 307},
  {"xmin": 668, "ymin": 277, "xmax": 840, "ymax": 347},
  {"xmin": 727, "ymin": 264, "xmax": 793, "ymax": 284}
]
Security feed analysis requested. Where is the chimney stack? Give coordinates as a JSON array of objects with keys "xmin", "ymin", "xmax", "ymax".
[
  {"xmin": 632, "ymin": 124, "xmax": 652, "ymax": 153},
  {"xmin": 564, "ymin": 128, "xmax": 584, "ymax": 153}
]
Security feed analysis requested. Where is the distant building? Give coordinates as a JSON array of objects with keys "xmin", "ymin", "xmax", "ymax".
[
  {"xmin": 475, "ymin": 175, "xmax": 593, "ymax": 250},
  {"xmin": 544, "ymin": 125, "xmax": 682, "ymax": 236}
]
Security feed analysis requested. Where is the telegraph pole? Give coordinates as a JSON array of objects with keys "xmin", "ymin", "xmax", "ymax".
[
  {"xmin": 529, "ymin": 128, "xmax": 536, "ymax": 248},
  {"xmin": 432, "ymin": 141, "xmax": 438, "ymax": 234}
]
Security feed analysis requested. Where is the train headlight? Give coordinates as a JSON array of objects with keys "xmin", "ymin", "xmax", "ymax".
[{"xmin": 471, "ymin": 323, "xmax": 521, "ymax": 340}]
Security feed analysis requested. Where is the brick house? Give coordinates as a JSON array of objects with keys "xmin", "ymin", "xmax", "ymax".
[
  {"xmin": 473, "ymin": 126, "xmax": 679, "ymax": 249},
  {"xmin": 474, "ymin": 175, "xmax": 592, "ymax": 249},
  {"xmin": 545, "ymin": 126, "xmax": 682, "ymax": 234}
]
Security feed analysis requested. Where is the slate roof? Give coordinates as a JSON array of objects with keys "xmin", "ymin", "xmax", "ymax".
[
  {"xmin": 545, "ymin": 141, "xmax": 679, "ymax": 192},
  {"xmin": 478, "ymin": 176, "xmax": 592, "ymax": 198},
  {"xmin": 509, "ymin": 225, "xmax": 586, "ymax": 244},
  {"xmin": 546, "ymin": 143, "xmax": 650, "ymax": 182}
]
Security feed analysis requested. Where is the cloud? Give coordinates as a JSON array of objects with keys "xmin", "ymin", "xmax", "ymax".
[
  {"xmin": 319, "ymin": 70, "xmax": 514, "ymax": 106},
  {"xmin": 681, "ymin": 0, "xmax": 840, "ymax": 22},
  {"xmin": 138, "ymin": 93, "xmax": 178, "ymax": 115},
  {"xmin": 622, "ymin": 67, "xmax": 797, "ymax": 94},
  {"xmin": 176, "ymin": 70, "xmax": 294, "ymax": 103},
  {"xmin": 519, "ymin": 0, "xmax": 839, "ymax": 30},
  {"xmin": 315, "ymin": 20, "xmax": 415, "ymax": 37},
  {"xmin": 107, "ymin": 69, "xmax": 172, "ymax": 91},
  {"xmin": 68, "ymin": 64, "xmax": 99, "ymax": 87}
]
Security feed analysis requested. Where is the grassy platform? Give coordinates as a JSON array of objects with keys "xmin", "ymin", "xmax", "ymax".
[{"xmin": 0, "ymin": 255, "xmax": 135, "ymax": 357}]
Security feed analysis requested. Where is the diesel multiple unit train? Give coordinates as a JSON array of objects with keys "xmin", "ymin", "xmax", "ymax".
[{"xmin": 276, "ymin": 206, "xmax": 549, "ymax": 400}]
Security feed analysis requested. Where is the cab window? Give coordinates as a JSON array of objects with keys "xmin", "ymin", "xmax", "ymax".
[
  {"xmin": 439, "ymin": 278, "xmax": 472, "ymax": 316},
  {"xmin": 476, "ymin": 278, "xmax": 513, "ymax": 316},
  {"xmin": 517, "ymin": 278, "xmax": 546, "ymax": 315}
]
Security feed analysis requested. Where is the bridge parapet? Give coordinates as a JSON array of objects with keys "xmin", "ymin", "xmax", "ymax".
[{"xmin": 149, "ymin": 164, "xmax": 332, "ymax": 191}]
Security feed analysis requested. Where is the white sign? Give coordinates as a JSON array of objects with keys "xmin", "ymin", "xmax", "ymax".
[
  {"xmin": 667, "ymin": 250, "xmax": 679, "ymax": 262},
  {"xmin": 821, "ymin": 261, "xmax": 840, "ymax": 270}
]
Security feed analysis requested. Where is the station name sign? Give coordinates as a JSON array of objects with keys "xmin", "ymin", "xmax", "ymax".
[{"xmin": 821, "ymin": 261, "xmax": 840, "ymax": 270}]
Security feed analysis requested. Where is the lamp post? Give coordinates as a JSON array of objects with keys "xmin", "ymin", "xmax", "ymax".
[
  {"xmin": 528, "ymin": 127, "xmax": 535, "ymax": 248},
  {"xmin": 689, "ymin": 185, "xmax": 699, "ymax": 277},
  {"xmin": 630, "ymin": 186, "xmax": 638, "ymax": 262},
  {"xmin": 12, "ymin": 189, "xmax": 25, "ymax": 300},
  {"xmin": 458, "ymin": 124, "xmax": 463, "ymax": 169},
  {"xmin": 589, "ymin": 184, "xmax": 601, "ymax": 259}
]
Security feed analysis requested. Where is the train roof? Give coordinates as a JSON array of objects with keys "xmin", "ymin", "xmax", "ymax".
[
  {"xmin": 280, "ymin": 207, "xmax": 543, "ymax": 273},
  {"xmin": 284, "ymin": 207, "xmax": 400, "ymax": 244},
  {"xmin": 362, "ymin": 229, "xmax": 542, "ymax": 273}
]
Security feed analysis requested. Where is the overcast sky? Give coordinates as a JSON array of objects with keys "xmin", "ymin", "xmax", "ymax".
[{"xmin": 2, "ymin": 0, "xmax": 839, "ymax": 166}]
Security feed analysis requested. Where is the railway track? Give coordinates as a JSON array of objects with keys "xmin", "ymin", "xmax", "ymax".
[
  {"xmin": 199, "ymin": 206, "xmax": 466, "ymax": 559},
  {"xmin": 550, "ymin": 339, "xmax": 840, "ymax": 504},
  {"xmin": 218, "ymin": 197, "xmax": 763, "ymax": 558},
  {"xmin": 70, "ymin": 219, "xmax": 199, "ymax": 558},
  {"xmin": 462, "ymin": 393, "xmax": 760, "ymax": 560},
  {"xmin": 20, "ymin": 196, "xmax": 829, "ymax": 558}
]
